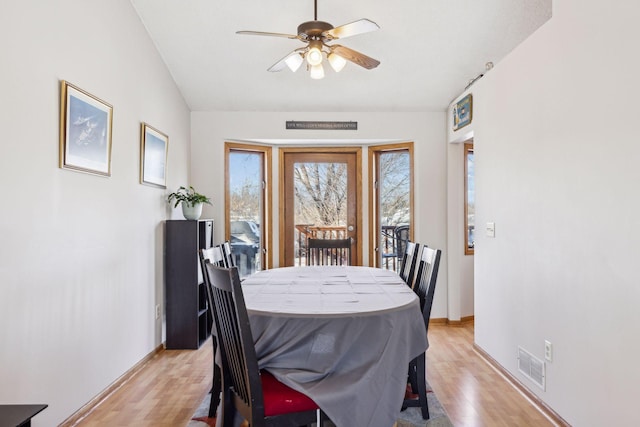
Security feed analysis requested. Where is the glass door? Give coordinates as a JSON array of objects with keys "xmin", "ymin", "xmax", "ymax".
[
  {"xmin": 226, "ymin": 143, "xmax": 271, "ymax": 277},
  {"xmin": 281, "ymin": 149, "xmax": 360, "ymax": 266},
  {"xmin": 370, "ymin": 144, "xmax": 413, "ymax": 271}
]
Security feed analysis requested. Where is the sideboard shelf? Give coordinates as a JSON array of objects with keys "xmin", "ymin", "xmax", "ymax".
[{"xmin": 165, "ymin": 219, "xmax": 213, "ymax": 349}]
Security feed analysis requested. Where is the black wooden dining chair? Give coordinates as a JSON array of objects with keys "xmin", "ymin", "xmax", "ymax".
[
  {"xmin": 198, "ymin": 245, "xmax": 227, "ymax": 418},
  {"xmin": 220, "ymin": 240, "xmax": 237, "ymax": 268},
  {"xmin": 399, "ymin": 241, "xmax": 421, "ymax": 287},
  {"xmin": 402, "ymin": 246, "xmax": 442, "ymax": 420},
  {"xmin": 306, "ymin": 238, "xmax": 352, "ymax": 266},
  {"xmin": 205, "ymin": 263, "xmax": 325, "ymax": 427},
  {"xmin": 381, "ymin": 224, "xmax": 410, "ymax": 271},
  {"xmin": 394, "ymin": 225, "xmax": 410, "ymax": 259}
]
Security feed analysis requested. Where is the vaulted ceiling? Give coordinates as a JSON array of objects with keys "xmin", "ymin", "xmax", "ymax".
[{"xmin": 131, "ymin": 0, "xmax": 552, "ymax": 112}]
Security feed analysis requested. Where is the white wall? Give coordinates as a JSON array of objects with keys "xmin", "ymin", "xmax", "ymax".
[
  {"xmin": 0, "ymin": 1, "xmax": 190, "ymax": 425},
  {"xmin": 190, "ymin": 111, "xmax": 450, "ymax": 318},
  {"xmin": 446, "ymin": 93, "xmax": 476, "ymax": 320},
  {"xmin": 472, "ymin": 0, "xmax": 640, "ymax": 425},
  {"xmin": 446, "ymin": 137, "xmax": 475, "ymax": 321}
]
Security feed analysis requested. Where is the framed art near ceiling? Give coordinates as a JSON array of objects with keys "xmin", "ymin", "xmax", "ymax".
[
  {"xmin": 140, "ymin": 123, "xmax": 168, "ymax": 188},
  {"xmin": 453, "ymin": 93, "xmax": 472, "ymax": 131},
  {"xmin": 59, "ymin": 80, "xmax": 113, "ymax": 176}
]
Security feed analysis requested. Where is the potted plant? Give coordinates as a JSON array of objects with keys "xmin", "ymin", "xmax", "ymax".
[{"xmin": 167, "ymin": 186, "xmax": 212, "ymax": 220}]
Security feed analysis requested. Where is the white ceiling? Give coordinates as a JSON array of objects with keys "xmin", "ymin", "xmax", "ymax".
[{"xmin": 130, "ymin": 0, "xmax": 551, "ymax": 113}]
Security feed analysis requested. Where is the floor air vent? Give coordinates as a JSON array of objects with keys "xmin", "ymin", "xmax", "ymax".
[{"xmin": 517, "ymin": 346, "xmax": 546, "ymax": 390}]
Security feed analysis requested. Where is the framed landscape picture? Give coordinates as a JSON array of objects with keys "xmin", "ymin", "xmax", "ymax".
[
  {"xmin": 59, "ymin": 80, "xmax": 113, "ymax": 176},
  {"xmin": 140, "ymin": 123, "xmax": 168, "ymax": 188},
  {"xmin": 453, "ymin": 93, "xmax": 472, "ymax": 131}
]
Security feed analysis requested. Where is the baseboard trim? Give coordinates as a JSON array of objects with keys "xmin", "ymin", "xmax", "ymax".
[
  {"xmin": 59, "ymin": 344, "xmax": 165, "ymax": 426},
  {"xmin": 430, "ymin": 315, "xmax": 474, "ymax": 327},
  {"xmin": 473, "ymin": 343, "xmax": 571, "ymax": 427}
]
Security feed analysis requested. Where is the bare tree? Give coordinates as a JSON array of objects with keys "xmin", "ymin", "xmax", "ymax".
[
  {"xmin": 230, "ymin": 179, "xmax": 260, "ymax": 221},
  {"xmin": 294, "ymin": 162, "xmax": 347, "ymax": 226},
  {"xmin": 379, "ymin": 152, "xmax": 410, "ymax": 225},
  {"xmin": 229, "ymin": 153, "xmax": 410, "ymax": 228}
]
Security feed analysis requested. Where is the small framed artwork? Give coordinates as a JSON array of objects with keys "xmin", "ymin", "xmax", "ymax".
[
  {"xmin": 453, "ymin": 93, "xmax": 473, "ymax": 131},
  {"xmin": 59, "ymin": 80, "xmax": 113, "ymax": 176},
  {"xmin": 140, "ymin": 123, "xmax": 168, "ymax": 188}
]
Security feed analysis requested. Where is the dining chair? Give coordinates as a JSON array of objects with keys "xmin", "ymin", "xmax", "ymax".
[
  {"xmin": 399, "ymin": 241, "xmax": 421, "ymax": 287},
  {"xmin": 394, "ymin": 225, "xmax": 410, "ymax": 257},
  {"xmin": 306, "ymin": 238, "xmax": 352, "ymax": 266},
  {"xmin": 381, "ymin": 224, "xmax": 410, "ymax": 271},
  {"xmin": 221, "ymin": 240, "xmax": 237, "ymax": 268},
  {"xmin": 205, "ymin": 263, "xmax": 326, "ymax": 427},
  {"xmin": 402, "ymin": 246, "xmax": 442, "ymax": 420},
  {"xmin": 198, "ymin": 246, "xmax": 227, "ymax": 418}
]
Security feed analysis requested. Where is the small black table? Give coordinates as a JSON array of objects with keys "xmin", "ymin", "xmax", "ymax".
[{"xmin": 0, "ymin": 404, "xmax": 48, "ymax": 427}]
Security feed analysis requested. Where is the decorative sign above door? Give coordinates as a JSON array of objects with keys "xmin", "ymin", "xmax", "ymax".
[{"xmin": 286, "ymin": 121, "xmax": 358, "ymax": 130}]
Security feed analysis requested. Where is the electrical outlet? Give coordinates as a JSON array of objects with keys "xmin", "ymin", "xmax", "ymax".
[
  {"xmin": 155, "ymin": 304, "xmax": 161, "ymax": 320},
  {"xmin": 544, "ymin": 340, "xmax": 553, "ymax": 362}
]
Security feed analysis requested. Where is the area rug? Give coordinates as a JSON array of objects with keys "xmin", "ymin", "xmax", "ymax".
[{"xmin": 188, "ymin": 383, "xmax": 453, "ymax": 427}]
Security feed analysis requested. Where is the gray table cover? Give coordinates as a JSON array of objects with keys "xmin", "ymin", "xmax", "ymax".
[{"xmin": 242, "ymin": 266, "xmax": 428, "ymax": 427}]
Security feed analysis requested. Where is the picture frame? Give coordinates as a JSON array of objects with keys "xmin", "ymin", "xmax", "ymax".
[
  {"xmin": 140, "ymin": 123, "xmax": 168, "ymax": 188},
  {"xmin": 59, "ymin": 80, "xmax": 113, "ymax": 176},
  {"xmin": 453, "ymin": 93, "xmax": 473, "ymax": 131}
]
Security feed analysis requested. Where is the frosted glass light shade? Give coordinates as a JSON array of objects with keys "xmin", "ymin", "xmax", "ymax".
[
  {"xmin": 328, "ymin": 53, "xmax": 347, "ymax": 72},
  {"xmin": 310, "ymin": 63, "xmax": 325, "ymax": 79},
  {"xmin": 306, "ymin": 46, "xmax": 323, "ymax": 66},
  {"xmin": 285, "ymin": 53, "xmax": 304, "ymax": 72}
]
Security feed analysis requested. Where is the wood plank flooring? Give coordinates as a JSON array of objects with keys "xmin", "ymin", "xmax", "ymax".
[
  {"xmin": 73, "ymin": 322, "xmax": 555, "ymax": 426},
  {"xmin": 426, "ymin": 324, "xmax": 555, "ymax": 427},
  {"xmin": 71, "ymin": 343, "xmax": 213, "ymax": 426}
]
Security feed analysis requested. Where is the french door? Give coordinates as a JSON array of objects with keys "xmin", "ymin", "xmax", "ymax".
[
  {"xmin": 280, "ymin": 148, "xmax": 361, "ymax": 266},
  {"xmin": 369, "ymin": 143, "xmax": 413, "ymax": 270},
  {"xmin": 225, "ymin": 142, "xmax": 272, "ymax": 277}
]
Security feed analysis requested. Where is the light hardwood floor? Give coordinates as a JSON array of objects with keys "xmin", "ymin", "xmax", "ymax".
[
  {"xmin": 426, "ymin": 324, "xmax": 555, "ymax": 427},
  {"xmin": 72, "ymin": 322, "xmax": 556, "ymax": 426}
]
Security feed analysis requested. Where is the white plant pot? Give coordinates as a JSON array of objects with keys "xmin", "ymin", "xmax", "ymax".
[{"xmin": 181, "ymin": 202, "xmax": 203, "ymax": 220}]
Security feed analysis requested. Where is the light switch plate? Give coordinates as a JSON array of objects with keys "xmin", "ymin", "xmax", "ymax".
[{"xmin": 486, "ymin": 222, "xmax": 495, "ymax": 238}]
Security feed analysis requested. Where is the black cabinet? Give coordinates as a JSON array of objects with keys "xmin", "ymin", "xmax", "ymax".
[{"xmin": 165, "ymin": 219, "xmax": 213, "ymax": 349}]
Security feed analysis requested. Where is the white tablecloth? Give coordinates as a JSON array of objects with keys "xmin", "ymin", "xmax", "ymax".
[{"xmin": 242, "ymin": 266, "xmax": 428, "ymax": 427}]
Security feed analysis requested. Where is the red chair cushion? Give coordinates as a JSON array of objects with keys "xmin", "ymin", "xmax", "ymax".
[{"xmin": 260, "ymin": 370, "xmax": 318, "ymax": 416}]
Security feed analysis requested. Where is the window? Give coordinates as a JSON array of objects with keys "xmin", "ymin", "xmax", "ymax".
[
  {"xmin": 368, "ymin": 143, "xmax": 413, "ymax": 270},
  {"xmin": 225, "ymin": 143, "xmax": 272, "ymax": 277},
  {"xmin": 464, "ymin": 142, "xmax": 474, "ymax": 255}
]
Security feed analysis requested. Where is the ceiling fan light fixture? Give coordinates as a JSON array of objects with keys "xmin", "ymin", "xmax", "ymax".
[
  {"xmin": 285, "ymin": 52, "xmax": 304, "ymax": 72},
  {"xmin": 309, "ymin": 63, "xmax": 325, "ymax": 79},
  {"xmin": 328, "ymin": 52, "xmax": 347, "ymax": 72},
  {"xmin": 306, "ymin": 40, "xmax": 324, "ymax": 66},
  {"xmin": 237, "ymin": 0, "xmax": 381, "ymax": 77}
]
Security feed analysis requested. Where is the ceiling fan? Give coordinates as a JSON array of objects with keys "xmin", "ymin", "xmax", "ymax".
[{"xmin": 237, "ymin": 0, "xmax": 380, "ymax": 79}]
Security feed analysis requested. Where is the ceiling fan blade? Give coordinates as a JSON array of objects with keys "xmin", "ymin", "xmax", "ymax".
[
  {"xmin": 236, "ymin": 30, "xmax": 299, "ymax": 39},
  {"xmin": 267, "ymin": 49, "xmax": 305, "ymax": 72},
  {"xmin": 323, "ymin": 19, "xmax": 380, "ymax": 40},
  {"xmin": 331, "ymin": 45, "xmax": 380, "ymax": 70}
]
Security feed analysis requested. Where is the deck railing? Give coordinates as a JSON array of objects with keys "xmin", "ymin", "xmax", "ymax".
[
  {"xmin": 380, "ymin": 225, "xmax": 401, "ymax": 271},
  {"xmin": 293, "ymin": 224, "xmax": 403, "ymax": 270},
  {"xmin": 294, "ymin": 225, "xmax": 348, "ymax": 266}
]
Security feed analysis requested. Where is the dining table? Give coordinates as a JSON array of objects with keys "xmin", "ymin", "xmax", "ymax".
[{"xmin": 241, "ymin": 265, "xmax": 428, "ymax": 427}]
